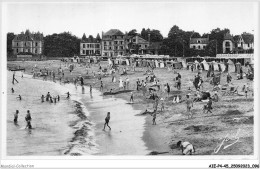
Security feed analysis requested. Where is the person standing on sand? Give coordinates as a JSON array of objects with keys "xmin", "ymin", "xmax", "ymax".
[
  {"xmin": 14, "ymin": 110, "xmax": 19, "ymax": 124},
  {"xmin": 11, "ymin": 88, "xmax": 14, "ymax": 93},
  {"xmin": 151, "ymin": 110, "xmax": 157, "ymax": 125},
  {"xmin": 130, "ymin": 92, "xmax": 134, "ymax": 103},
  {"xmin": 103, "ymin": 112, "xmax": 111, "ymax": 130},
  {"xmin": 100, "ymin": 81, "xmax": 103, "ymax": 91},
  {"xmin": 41, "ymin": 95, "xmax": 45, "ymax": 102},
  {"xmin": 166, "ymin": 83, "xmax": 170, "ymax": 97},
  {"xmin": 57, "ymin": 95, "xmax": 60, "ymax": 101},
  {"xmin": 203, "ymin": 97, "xmax": 213, "ymax": 114},
  {"xmin": 46, "ymin": 92, "xmax": 50, "ymax": 101},
  {"xmin": 186, "ymin": 94, "xmax": 193, "ymax": 119},
  {"xmin": 90, "ymin": 85, "xmax": 92, "ymax": 93}
]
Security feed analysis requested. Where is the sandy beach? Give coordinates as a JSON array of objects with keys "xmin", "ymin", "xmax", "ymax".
[{"xmin": 7, "ymin": 60, "xmax": 254, "ymax": 155}]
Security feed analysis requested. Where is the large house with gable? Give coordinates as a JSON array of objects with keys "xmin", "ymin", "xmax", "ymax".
[{"xmin": 12, "ymin": 30, "xmax": 44, "ymax": 55}]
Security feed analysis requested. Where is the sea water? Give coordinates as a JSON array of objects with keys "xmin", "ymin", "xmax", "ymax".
[{"xmin": 6, "ymin": 71, "xmax": 148, "ymax": 156}]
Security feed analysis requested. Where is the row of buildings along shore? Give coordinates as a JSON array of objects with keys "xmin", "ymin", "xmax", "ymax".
[{"xmin": 11, "ymin": 29, "xmax": 254, "ymax": 57}]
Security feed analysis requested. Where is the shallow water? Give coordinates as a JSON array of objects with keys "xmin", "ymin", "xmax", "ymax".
[{"xmin": 7, "ymin": 71, "xmax": 148, "ymax": 155}]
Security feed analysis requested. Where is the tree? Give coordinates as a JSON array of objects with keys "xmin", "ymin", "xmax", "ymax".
[
  {"xmin": 128, "ymin": 29, "xmax": 137, "ymax": 36},
  {"xmin": 140, "ymin": 28, "xmax": 163, "ymax": 42},
  {"xmin": 43, "ymin": 32, "xmax": 80, "ymax": 57},
  {"xmin": 88, "ymin": 35, "xmax": 94, "ymax": 42},
  {"xmin": 82, "ymin": 33, "xmax": 87, "ymax": 40},
  {"xmin": 7, "ymin": 32, "xmax": 15, "ymax": 57}
]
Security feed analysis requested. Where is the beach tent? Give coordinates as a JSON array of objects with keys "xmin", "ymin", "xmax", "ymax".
[
  {"xmin": 220, "ymin": 62, "xmax": 226, "ymax": 72},
  {"xmin": 155, "ymin": 60, "xmax": 159, "ymax": 68},
  {"xmin": 235, "ymin": 62, "xmax": 242, "ymax": 74},
  {"xmin": 108, "ymin": 58, "xmax": 113, "ymax": 66},
  {"xmin": 126, "ymin": 59, "xmax": 130, "ymax": 66},
  {"xmin": 202, "ymin": 60, "xmax": 209, "ymax": 71},
  {"xmin": 212, "ymin": 61, "xmax": 219, "ymax": 71},
  {"xmin": 227, "ymin": 59, "xmax": 235, "ymax": 73},
  {"xmin": 194, "ymin": 60, "xmax": 199, "ymax": 70},
  {"xmin": 172, "ymin": 62, "xmax": 182, "ymax": 69},
  {"xmin": 160, "ymin": 61, "xmax": 164, "ymax": 68}
]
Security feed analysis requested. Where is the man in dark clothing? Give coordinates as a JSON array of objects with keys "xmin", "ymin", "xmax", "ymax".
[{"xmin": 80, "ymin": 76, "xmax": 84, "ymax": 86}]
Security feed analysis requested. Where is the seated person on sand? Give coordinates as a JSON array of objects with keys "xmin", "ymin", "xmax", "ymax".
[
  {"xmin": 172, "ymin": 95, "xmax": 181, "ymax": 103},
  {"xmin": 193, "ymin": 90, "xmax": 202, "ymax": 102},
  {"xmin": 212, "ymin": 91, "xmax": 219, "ymax": 102}
]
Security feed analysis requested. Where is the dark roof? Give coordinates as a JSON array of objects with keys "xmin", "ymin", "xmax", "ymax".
[
  {"xmin": 242, "ymin": 34, "xmax": 254, "ymax": 44},
  {"xmin": 104, "ymin": 29, "xmax": 124, "ymax": 36},
  {"xmin": 81, "ymin": 38, "xmax": 101, "ymax": 43},
  {"xmin": 224, "ymin": 32, "xmax": 234, "ymax": 41},
  {"xmin": 190, "ymin": 38, "xmax": 209, "ymax": 44},
  {"xmin": 13, "ymin": 31, "xmax": 43, "ymax": 41}
]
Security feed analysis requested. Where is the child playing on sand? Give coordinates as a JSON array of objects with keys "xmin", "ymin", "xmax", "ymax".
[
  {"xmin": 103, "ymin": 112, "xmax": 111, "ymax": 130},
  {"xmin": 177, "ymin": 141, "xmax": 195, "ymax": 155}
]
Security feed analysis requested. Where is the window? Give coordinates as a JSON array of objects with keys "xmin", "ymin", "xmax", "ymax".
[
  {"xmin": 133, "ymin": 39, "xmax": 136, "ymax": 42},
  {"xmin": 109, "ymin": 47, "xmax": 112, "ymax": 50},
  {"xmin": 25, "ymin": 42, "xmax": 26, "ymax": 46},
  {"xmin": 17, "ymin": 49, "xmax": 18, "ymax": 53},
  {"xmin": 109, "ymin": 42, "xmax": 112, "ymax": 45},
  {"xmin": 35, "ymin": 49, "xmax": 37, "ymax": 53},
  {"xmin": 17, "ymin": 43, "xmax": 18, "ymax": 46},
  {"xmin": 115, "ymin": 41, "xmax": 117, "ymax": 45},
  {"xmin": 36, "ymin": 42, "xmax": 38, "ymax": 46},
  {"xmin": 120, "ymin": 46, "xmax": 124, "ymax": 50},
  {"xmin": 96, "ymin": 44, "xmax": 100, "ymax": 48},
  {"xmin": 104, "ymin": 41, "xmax": 107, "ymax": 45},
  {"xmin": 145, "ymin": 45, "xmax": 147, "ymax": 48},
  {"xmin": 28, "ymin": 49, "xmax": 30, "ymax": 53},
  {"xmin": 198, "ymin": 46, "xmax": 201, "ymax": 49},
  {"xmin": 193, "ymin": 46, "xmax": 196, "ymax": 49},
  {"xmin": 197, "ymin": 40, "xmax": 201, "ymax": 43},
  {"xmin": 203, "ymin": 46, "xmax": 206, "ymax": 49},
  {"xmin": 120, "ymin": 41, "xmax": 123, "ymax": 45},
  {"xmin": 248, "ymin": 43, "xmax": 250, "ymax": 47},
  {"xmin": 83, "ymin": 50, "xmax": 85, "ymax": 54},
  {"xmin": 115, "ymin": 46, "xmax": 118, "ymax": 50}
]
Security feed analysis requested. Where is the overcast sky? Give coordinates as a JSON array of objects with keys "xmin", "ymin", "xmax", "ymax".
[{"xmin": 3, "ymin": 2, "xmax": 256, "ymax": 38}]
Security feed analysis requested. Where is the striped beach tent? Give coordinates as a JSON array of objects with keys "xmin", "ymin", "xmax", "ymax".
[
  {"xmin": 202, "ymin": 60, "xmax": 209, "ymax": 71},
  {"xmin": 228, "ymin": 59, "xmax": 235, "ymax": 73}
]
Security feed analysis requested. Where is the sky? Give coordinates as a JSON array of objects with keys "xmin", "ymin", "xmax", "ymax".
[{"xmin": 3, "ymin": 2, "xmax": 257, "ymax": 38}]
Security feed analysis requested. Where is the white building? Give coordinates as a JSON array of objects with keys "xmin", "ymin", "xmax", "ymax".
[{"xmin": 189, "ymin": 38, "xmax": 209, "ymax": 50}]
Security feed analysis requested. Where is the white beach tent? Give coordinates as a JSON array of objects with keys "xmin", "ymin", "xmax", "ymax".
[
  {"xmin": 194, "ymin": 60, "xmax": 199, "ymax": 70},
  {"xmin": 227, "ymin": 59, "xmax": 235, "ymax": 73},
  {"xmin": 212, "ymin": 61, "xmax": 219, "ymax": 71},
  {"xmin": 220, "ymin": 62, "xmax": 226, "ymax": 72},
  {"xmin": 160, "ymin": 60, "xmax": 165, "ymax": 68},
  {"xmin": 155, "ymin": 60, "xmax": 159, "ymax": 68},
  {"xmin": 126, "ymin": 59, "xmax": 130, "ymax": 66},
  {"xmin": 202, "ymin": 60, "xmax": 209, "ymax": 71}
]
